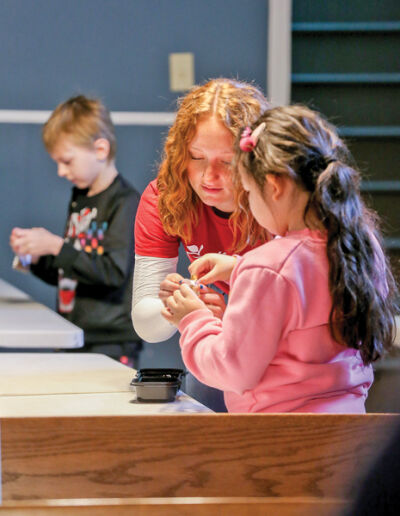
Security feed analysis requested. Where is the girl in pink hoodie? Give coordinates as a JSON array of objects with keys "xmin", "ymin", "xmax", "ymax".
[{"xmin": 162, "ymin": 105, "xmax": 397, "ymax": 413}]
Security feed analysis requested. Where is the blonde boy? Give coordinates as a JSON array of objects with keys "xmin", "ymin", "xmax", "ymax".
[{"xmin": 10, "ymin": 95, "xmax": 142, "ymax": 366}]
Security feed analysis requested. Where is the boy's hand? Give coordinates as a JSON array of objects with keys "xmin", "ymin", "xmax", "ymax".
[
  {"xmin": 161, "ymin": 283, "xmax": 207, "ymax": 326},
  {"xmin": 9, "ymin": 227, "xmax": 63, "ymax": 257},
  {"xmin": 189, "ymin": 253, "xmax": 237, "ymax": 285}
]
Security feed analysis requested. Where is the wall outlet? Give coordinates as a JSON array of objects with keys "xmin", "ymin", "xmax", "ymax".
[{"xmin": 169, "ymin": 52, "xmax": 194, "ymax": 91}]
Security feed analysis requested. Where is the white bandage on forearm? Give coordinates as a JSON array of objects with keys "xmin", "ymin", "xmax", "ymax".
[{"xmin": 132, "ymin": 254, "xmax": 179, "ymax": 343}]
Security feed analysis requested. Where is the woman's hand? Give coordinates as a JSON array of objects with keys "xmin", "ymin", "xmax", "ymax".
[
  {"xmin": 189, "ymin": 253, "xmax": 237, "ymax": 285},
  {"xmin": 161, "ymin": 283, "xmax": 207, "ymax": 326},
  {"xmin": 10, "ymin": 227, "xmax": 63, "ymax": 257},
  {"xmin": 158, "ymin": 272, "xmax": 184, "ymax": 306},
  {"xmin": 198, "ymin": 286, "xmax": 226, "ymax": 319}
]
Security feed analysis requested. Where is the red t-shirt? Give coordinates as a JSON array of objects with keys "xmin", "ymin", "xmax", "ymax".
[{"xmin": 135, "ymin": 180, "xmax": 259, "ymax": 294}]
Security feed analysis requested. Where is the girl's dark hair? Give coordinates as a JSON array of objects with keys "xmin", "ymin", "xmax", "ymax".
[{"xmin": 237, "ymin": 104, "xmax": 397, "ymax": 365}]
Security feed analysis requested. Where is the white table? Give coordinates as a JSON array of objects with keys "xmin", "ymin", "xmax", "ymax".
[
  {"xmin": 0, "ymin": 353, "xmax": 212, "ymax": 416},
  {"xmin": 0, "ymin": 278, "xmax": 83, "ymax": 349}
]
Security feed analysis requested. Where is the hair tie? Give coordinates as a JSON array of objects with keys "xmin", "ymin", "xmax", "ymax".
[
  {"xmin": 326, "ymin": 158, "xmax": 337, "ymax": 166},
  {"xmin": 239, "ymin": 122, "xmax": 266, "ymax": 152}
]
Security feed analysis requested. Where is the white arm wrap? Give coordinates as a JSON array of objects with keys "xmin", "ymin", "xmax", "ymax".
[{"xmin": 132, "ymin": 254, "xmax": 179, "ymax": 343}]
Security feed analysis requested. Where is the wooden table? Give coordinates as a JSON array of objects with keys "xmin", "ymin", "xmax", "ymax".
[
  {"xmin": 1, "ymin": 356, "xmax": 400, "ymax": 515},
  {"xmin": 0, "ymin": 279, "xmax": 83, "ymax": 349},
  {"xmin": 0, "ymin": 352, "xmax": 211, "ymax": 416}
]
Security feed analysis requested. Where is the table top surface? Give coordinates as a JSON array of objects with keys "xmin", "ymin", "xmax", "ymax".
[
  {"xmin": 0, "ymin": 279, "xmax": 83, "ymax": 349},
  {"xmin": 0, "ymin": 278, "xmax": 30, "ymax": 300},
  {"xmin": 0, "ymin": 352, "xmax": 134, "ymax": 395},
  {"xmin": 0, "ymin": 391, "xmax": 211, "ymax": 417},
  {"xmin": 0, "ymin": 353, "xmax": 212, "ymax": 416}
]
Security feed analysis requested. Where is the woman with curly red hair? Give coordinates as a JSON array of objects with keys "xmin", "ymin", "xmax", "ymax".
[{"xmin": 132, "ymin": 78, "xmax": 270, "ymax": 410}]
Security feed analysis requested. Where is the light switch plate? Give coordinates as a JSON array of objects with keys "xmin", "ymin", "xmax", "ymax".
[{"xmin": 169, "ymin": 52, "xmax": 194, "ymax": 91}]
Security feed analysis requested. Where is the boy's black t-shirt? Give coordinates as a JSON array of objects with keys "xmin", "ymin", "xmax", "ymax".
[{"xmin": 31, "ymin": 174, "xmax": 141, "ymax": 344}]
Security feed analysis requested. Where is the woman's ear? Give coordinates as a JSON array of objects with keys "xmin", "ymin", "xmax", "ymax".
[
  {"xmin": 93, "ymin": 138, "xmax": 110, "ymax": 161},
  {"xmin": 265, "ymin": 174, "xmax": 285, "ymax": 201}
]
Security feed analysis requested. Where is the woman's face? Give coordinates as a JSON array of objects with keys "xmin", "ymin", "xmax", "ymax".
[{"xmin": 187, "ymin": 116, "xmax": 236, "ymax": 213}]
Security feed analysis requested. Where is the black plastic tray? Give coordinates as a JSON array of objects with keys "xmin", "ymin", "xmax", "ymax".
[{"xmin": 130, "ymin": 368, "xmax": 186, "ymax": 403}]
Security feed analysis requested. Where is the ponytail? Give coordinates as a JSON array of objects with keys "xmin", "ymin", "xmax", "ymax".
[{"xmin": 314, "ymin": 161, "xmax": 397, "ymax": 364}]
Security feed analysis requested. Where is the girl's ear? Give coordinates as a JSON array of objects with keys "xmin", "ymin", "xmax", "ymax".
[
  {"xmin": 93, "ymin": 138, "xmax": 110, "ymax": 161},
  {"xmin": 265, "ymin": 174, "xmax": 285, "ymax": 201}
]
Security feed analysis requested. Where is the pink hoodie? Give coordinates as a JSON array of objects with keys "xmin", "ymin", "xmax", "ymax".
[{"xmin": 178, "ymin": 229, "xmax": 373, "ymax": 413}]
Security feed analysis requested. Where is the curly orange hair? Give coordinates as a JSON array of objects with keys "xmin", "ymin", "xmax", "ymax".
[{"xmin": 157, "ymin": 78, "xmax": 270, "ymax": 252}]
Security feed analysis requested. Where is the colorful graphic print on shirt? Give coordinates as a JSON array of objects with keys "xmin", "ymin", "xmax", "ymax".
[{"xmin": 58, "ymin": 207, "xmax": 109, "ymax": 313}]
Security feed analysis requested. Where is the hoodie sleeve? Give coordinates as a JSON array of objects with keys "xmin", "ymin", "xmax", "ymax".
[{"xmin": 178, "ymin": 264, "xmax": 298, "ymax": 395}]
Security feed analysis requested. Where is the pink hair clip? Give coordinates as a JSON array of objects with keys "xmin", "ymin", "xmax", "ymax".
[{"xmin": 239, "ymin": 122, "xmax": 266, "ymax": 152}]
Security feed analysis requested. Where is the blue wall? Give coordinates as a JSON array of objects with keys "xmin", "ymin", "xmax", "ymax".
[{"xmin": 0, "ymin": 0, "xmax": 268, "ymax": 366}]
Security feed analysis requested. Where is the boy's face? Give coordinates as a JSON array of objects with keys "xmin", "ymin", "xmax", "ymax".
[{"xmin": 49, "ymin": 137, "xmax": 103, "ymax": 190}]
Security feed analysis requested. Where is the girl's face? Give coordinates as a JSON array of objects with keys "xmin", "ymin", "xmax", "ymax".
[
  {"xmin": 239, "ymin": 166, "xmax": 282, "ymax": 235},
  {"xmin": 240, "ymin": 165, "xmax": 312, "ymax": 236},
  {"xmin": 50, "ymin": 137, "xmax": 103, "ymax": 191},
  {"xmin": 187, "ymin": 116, "xmax": 236, "ymax": 213}
]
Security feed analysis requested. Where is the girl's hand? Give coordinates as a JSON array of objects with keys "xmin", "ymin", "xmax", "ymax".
[
  {"xmin": 189, "ymin": 253, "xmax": 237, "ymax": 285},
  {"xmin": 158, "ymin": 272, "xmax": 184, "ymax": 306},
  {"xmin": 161, "ymin": 283, "xmax": 207, "ymax": 326},
  {"xmin": 9, "ymin": 227, "xmax": 63, "ymax": 257}
]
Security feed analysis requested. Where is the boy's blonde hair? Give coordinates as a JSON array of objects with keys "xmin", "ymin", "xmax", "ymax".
[{"xmin": 42, "ymin": 95, "xmax": 116, "ymax": 161}]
